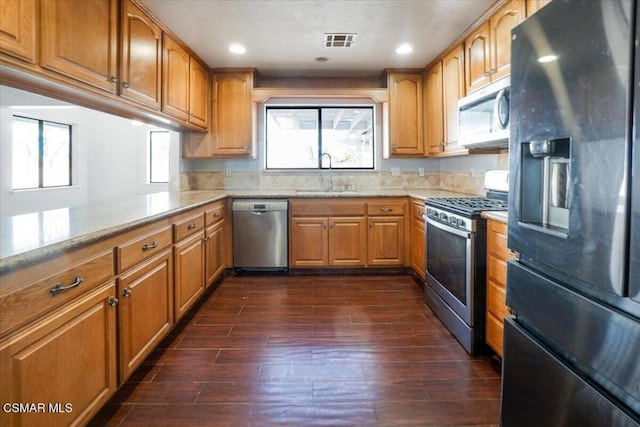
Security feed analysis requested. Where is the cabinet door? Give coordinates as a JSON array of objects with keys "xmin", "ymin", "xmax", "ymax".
[
  {"xmin": 464, "ymin": 21, "xmax": 491, "ymax": 94},
  {"xmin": 118, "ymin": 250, "xmax": 173, "ymax": 382},
  {"xmin": 410, "ymin": 218, "xmax": 425, "ymax": 278},
  {"xmin": 442, "ymin": 44, "xmax": 467, "ymax": 153},
  {"xmin": 174, "ymin": 232, "xmax": 204, "ymax": 320},
  {"xmin": 388, "ymin": 73, "xmax": 424, "ymax": 156},
  {"xmin": 425, "ymin": 63, "xmax": 444, "ymax": 156},
  {"xmin": 120, "ymin": 0, "xmax": 162, "ymax": 109},
  {"xmin": 0, "ymin": 0, "xmax": 36, "ymax": 63},
  {"xmin": 289, "ymin": 217, "xmax": 328, "ymax": 267},
  {"xmin": 162, "ymin": 33, "xmax": 190, "ymax": 121},
  {"xmin": 490, "ymin": 0, "xmax": 525, "ymax": 82},
  {"xmin": 205, "ymin": 220, "xmax": 225, "ymax": 286},
  {"xmin": 41, "ymin": 0, "xmax": 118, "ymax": 93},
  {"xmin": 189, "ymin": 58, "xmax": 210, "ymax": 129},
  {"xmin": 368, "ymin": 216, "xmax": 405, "ymax": 266},
  {"xmin": 328, "ymin": 217, "xmax": 367, "ymax": 267},
  {"xmin": 0, "ymin": 282, "xmax": 117, "ymax": 427},
  {"xmin": 211, "ymin": 71, "xmax": 253, "ymax": 156},
  {"xmin": 525, "ymin": 0, "xmax": 552, "ymax": 17}
]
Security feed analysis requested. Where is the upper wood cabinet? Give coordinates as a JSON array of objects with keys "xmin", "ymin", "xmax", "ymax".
[
  {"xmin": 189, "ymin": 58, "xmax": 210, "ymax": 129},
  {"xmin": 210, "ymin": 70, "xmax": 254, "ymax": 156},
  {"xmin": 162, "ymin": 33, "xmax": 190, "ymax": 122},
  {"xmin": 425, "ymin": 62, "xmax": 444, "ymax": 156},
  {"xmin": 0, "ymin": 0, "xmax": 37, "ymax": 63},
  {"xmin": 41, "ymin": 0, "xmax": 118, "ymax": 93},
  {"xmin": 120, "ymin": 0, "xmax": 162, "ymax": 109},
  {"xmin": 525, "ymin": 0, "xmax": 552, "ymax": 16},
  {"xmin": 465, "ymin": 0, "xmax": 525, "ymax": 93},
  {"xmin": 441, "ymin": 44, "xmax": 467, "ymax": 155},
  {"xmin": 387, "ymin": 72, "xmax": 424, "ymax": 156}
]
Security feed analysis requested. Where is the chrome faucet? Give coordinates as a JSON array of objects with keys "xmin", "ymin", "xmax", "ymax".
[{"xmin": 321, "ymin": 152, "xmax": 333, "ymax": 191}]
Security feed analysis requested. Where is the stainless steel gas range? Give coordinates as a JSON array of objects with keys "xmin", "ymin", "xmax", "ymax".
[{"xmin": 423, "ymin": 171, "xmax": 508, "ymax": 355}]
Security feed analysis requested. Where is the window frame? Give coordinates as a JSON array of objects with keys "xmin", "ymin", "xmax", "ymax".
[
  {"xmin": 264, "ymin": 105, "xmax": 375, "ymax": 171},
  {"xmin": 148, "ymin": 130, "xmax": 170, "ymax": 184},
  {"xmin": 12, "ymin": 115, "xmax": 73, "ymax": 190}
]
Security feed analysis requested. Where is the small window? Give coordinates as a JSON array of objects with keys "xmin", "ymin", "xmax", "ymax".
[
  {"xmin": 149, "ymin": 130, "xmax": 170, "ymax": 183},
  {"xmin": 12, "ymin": 116, "xmax": 72, "ymax": 190},
  {"xmin": 265, "ymin": 106, "xmax": 374, "ymax": 170}
]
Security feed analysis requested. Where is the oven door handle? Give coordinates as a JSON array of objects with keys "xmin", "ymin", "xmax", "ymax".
[{"xmin": 426, "ymin": 217, "xmax": 472, "ymax": 239}]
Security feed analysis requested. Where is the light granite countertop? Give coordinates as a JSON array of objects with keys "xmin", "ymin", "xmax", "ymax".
[
  {"xmin": 481, "ymin": 210, "xmax": 509, "ymax": 224},
  {"xmin": 0, "ymin": 188, "xmax": 471, "ymax": 273}
]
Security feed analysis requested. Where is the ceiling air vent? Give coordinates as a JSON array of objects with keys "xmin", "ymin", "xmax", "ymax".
[{"xmin": 324, "ymin": 33, "xmax": 356, "ymax": 48}]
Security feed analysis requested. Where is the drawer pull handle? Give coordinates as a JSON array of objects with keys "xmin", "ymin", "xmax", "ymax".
[
  {"xmin": 380, "ymin": 207, "xmax": 394, "ymax": 212},
  {"xmin": 50, "ymin": 276, "xmax": 83, "ymax": 296},
  {"xmin": 213, "ymin": 213, "xmax": 220, "ymax": 218},
  {"xmin": 187, "ymin": 223, "xmax": 198, "ymax": 230},
  {"xmin": 142, "ymin": 241, "xmax": 158, "ymax": 251}
]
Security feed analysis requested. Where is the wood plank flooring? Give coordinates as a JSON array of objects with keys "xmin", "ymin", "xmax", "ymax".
[{"xmin": 90, "ymin": 274, "xmax": 501, "ymax": 426}]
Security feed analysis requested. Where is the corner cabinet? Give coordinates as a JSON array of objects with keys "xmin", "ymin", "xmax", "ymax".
[
  {"xmin": 0, "ymin": 0, "xmax": 37, "ymax": 63},
  {"xmin": 465, "ymin": 0, "xmax": 525, "ymax": 93},
  {"xmin": 40, "ymin": 0, "xmax": 119, "ymax": 93},
  {"xmin": 209, "ymin": 70, "xmax": 254, "ymax": 156},
  {"xmin": 387, "ymin": 72, "xmax": 424, "ymax": 156}
]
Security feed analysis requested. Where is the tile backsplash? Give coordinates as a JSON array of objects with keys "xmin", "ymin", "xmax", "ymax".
[{"xmin": 179, "ymin": 170, "xmax": 487, "ymax": 195}]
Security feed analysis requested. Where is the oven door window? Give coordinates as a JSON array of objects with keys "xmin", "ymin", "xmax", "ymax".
[{"xmin": 426, "ymin": 222, "xmax": 470, "ymax": 306}]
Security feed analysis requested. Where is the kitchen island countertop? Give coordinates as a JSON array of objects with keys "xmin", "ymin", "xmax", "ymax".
[{"xmin": 1, "ymin": 188, "xmax": 470, "ymax": 273}]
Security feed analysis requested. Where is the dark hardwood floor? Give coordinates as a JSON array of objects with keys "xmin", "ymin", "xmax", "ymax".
[{"xmin": 90, "ymin": 274, "xmax": 501, "ymax": 426}]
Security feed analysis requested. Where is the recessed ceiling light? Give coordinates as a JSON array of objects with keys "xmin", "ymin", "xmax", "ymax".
[
  {"xmin": 396, "ymin": 43, "xmax": 413, "ymax": 55},
  {"xmin": 229, "ymin": 43, "xmax": 246, "ymax": 54},
  {"xmin": 538, "ymin": 54, "xmax": 558, "ymax": 63}
]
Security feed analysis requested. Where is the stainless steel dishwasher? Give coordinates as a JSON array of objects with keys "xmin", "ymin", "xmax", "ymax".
[{"xmin": 232, "ymin": 199, "xmax": 288, "ymax": 271}]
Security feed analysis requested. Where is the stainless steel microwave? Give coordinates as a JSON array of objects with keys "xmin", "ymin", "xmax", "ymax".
[{"xmin": 458, "ymin": 77, "xmax": 510, "ymax": 149}]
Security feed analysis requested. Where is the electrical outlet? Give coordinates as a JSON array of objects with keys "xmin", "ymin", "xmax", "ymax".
[
  {"xmin": 418, "ymin": 168, "xmax": 425, "ymax": 177},
  {"xmin": 225, "ymin": 167, "xmax": 232, "ymax": 177},
  {"xmin": 391, "ymin": 167, "xmax": 400, "ymax": 177}
]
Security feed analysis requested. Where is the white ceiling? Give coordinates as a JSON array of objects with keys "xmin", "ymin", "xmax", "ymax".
[{"xmin": 143, "ymin": 0, "xmax": 497, "ymax": 77}]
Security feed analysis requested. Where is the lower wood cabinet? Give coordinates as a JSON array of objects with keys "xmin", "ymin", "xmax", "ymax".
[
  {"xmin": 204, "ymin": 219, "xmax": 226, "ymax": 286},
  {"xmin": 0, "ymin": 282, "xmax": 118, "ymax": 427},
  {"xmin": 486, "ymin": 219, "xmax": 515, "ymax": 357},
  {"xmin": 174, "ymin": 231, "xmax": 205, "ymax": 320},
  {"xmin": 289, "ymin": 198, "xmax": 408, "ymax": 268},
  {"xmin": 117, "ymin": 249, "xmax": 173, "ymax": 382},
  {"xmin": 410, "ymin": 198, "xmax": 426, "ymax": 278}
]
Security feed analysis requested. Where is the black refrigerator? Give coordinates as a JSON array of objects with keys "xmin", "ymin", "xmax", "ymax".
[{"xmin": 503, "ymin": 0, "xmax": 640, "ymax": 425}]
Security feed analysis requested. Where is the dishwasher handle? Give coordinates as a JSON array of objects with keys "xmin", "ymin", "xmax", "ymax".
[{"xmin": 251, "ymin": 210, "xmax": 268, "ymax": 215}]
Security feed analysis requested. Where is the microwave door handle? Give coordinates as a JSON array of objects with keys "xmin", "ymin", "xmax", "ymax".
[{"xmin": 494, "ymin": 89, "xmax": 509, "ymax": 130}]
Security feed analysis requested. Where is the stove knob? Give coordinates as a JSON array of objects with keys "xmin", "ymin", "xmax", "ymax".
[
  {"xmin": 449, "ymin": 217, "xmax": 457, "ymax": 226},
  {"xmin": 440, "ymin": 212, "xmax": 448, "ymax": 221},
  {"xmin": 458, "ymin": 219, "xmax": 466, "ymax": 228}
]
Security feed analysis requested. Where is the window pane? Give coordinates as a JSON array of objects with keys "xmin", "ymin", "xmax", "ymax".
[
  {"xmin": 150, "ymin": 131, "xmax": 170, "ymax": 183},
  {"xmin": 266, "ymin": 109, "xmax": 319, "ymax": 169},
  {"xmin": 42, "ymin": 122, "xmax": 71, "ymax": 187},
  {"xmin": 321, "ymin": 108, "xmax": 374, "ymax": 169},
  {"xmin": 12, "ymin": 117, "xmax": 39, "ymax": 190}
]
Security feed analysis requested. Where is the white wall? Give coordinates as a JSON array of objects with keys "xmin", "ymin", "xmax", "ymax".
[{"xmin": 0, "ymin": 86, "xmax": 179, "ymax": 216}]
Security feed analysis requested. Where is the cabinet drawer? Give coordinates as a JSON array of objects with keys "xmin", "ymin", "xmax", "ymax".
[
  {"xmin": 116, "ymin": 226, "xmax": 172, "ymax": 273},
  {"xmin": 486, "ymin": 311, "xmax": 505, "ymax": 357},
  {"xmin": 173, "ymin": 212, "xmax": 205, "ymax": 241},
  {"xmin": 290, "ymin": 199, "xmax": 366, "ymax": 216},
  {"xmin": 487, "ymin": 253, "xmax": 508, "ymax": 287},
  {"xmin": 411, "ymin": 199, "xmax": 425, "ymax": 220},
  {"xmin": 0, "ymin": 250, "xmax": 114, "ymax": 336},
  {"xmin": 367, "ymin": 200, "xmax": 406, "ymax": 216},
  {"xmin": 205, "ymin": 201, "xmax": 226, "ymax": 225},
  {"xmin": 487, "ymin": 279, "xmax": 509, "ymax": 320}
]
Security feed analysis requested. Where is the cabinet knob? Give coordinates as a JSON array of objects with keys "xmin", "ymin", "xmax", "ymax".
[
  {"xmin": 110, "ymin": 76, "xmax": 118, "ymax": 83},
  {"xmin": 483, "ymin": 71, "xmax": 491, "ymax": 77},
  {"xmin": 213, "ymin": 213, "xmax": 220, "ymax": 218},
  {"xmin": 122, "ymin": 81, "xmax": 129, "ymax": 88},
  {"xmin": 369, "ymin": 223, "xmax": 374, "ymax": 228},
  {"xmin": 108, "ymin": 297, "xmax": 119, "ymax": 307},
  {"xmin": 187, "ymin": 223, "xmax": 198, "ymax": 230},
  {"xmin": 122, "ymin": 288, "xmax": 132, "ymax": 298}
]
